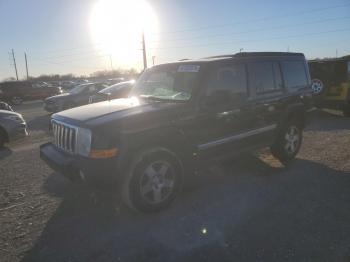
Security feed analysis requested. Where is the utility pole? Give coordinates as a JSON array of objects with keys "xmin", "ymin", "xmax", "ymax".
[
  {"xmin": 11, "ymin": 49, "xmax": 19, "ymax": 81},
  {"xmin": 336, "ymin": 49, "xmax": 338, "ymax": 58},
  {"xmin": 109, "ymin": 55, "xmax": 113, "ymax": 71},
  {"xmin": 142, "ymin": 31, "xmax": 147, "ymax": 69},
  {"xmin": 24, "ymin": 52, "xmax": 29, "ymax": 80}
]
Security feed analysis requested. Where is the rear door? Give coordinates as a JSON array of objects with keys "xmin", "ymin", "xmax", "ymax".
[{"xmin": 247, "ymin": 60, "xmax": 285, "ymax": 144}]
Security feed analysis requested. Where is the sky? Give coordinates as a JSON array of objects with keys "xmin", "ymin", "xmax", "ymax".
[{"xmin": 0, "ymin": 0, "xmax": 349, "ymax": 81}]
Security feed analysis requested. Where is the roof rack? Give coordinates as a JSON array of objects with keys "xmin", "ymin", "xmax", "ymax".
[
  {"xmin": 202, "ymin": 54, "xmax": 235, "ymax": 59},
  {"xmin": 234, "ymin": 52, "xmax": 304, "ymax": 57},
  {"xmin": 203, "ymin": 52, "xmax": 304, "ymax": 60}
]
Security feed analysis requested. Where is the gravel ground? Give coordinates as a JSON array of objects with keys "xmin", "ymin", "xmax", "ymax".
[{"xmin": 0, "ymin": 102, "xmax": 350, "ymax": 262}]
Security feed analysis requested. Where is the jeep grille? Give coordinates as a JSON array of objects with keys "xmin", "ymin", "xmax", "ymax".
[{"xmin": 51, "ymin": 120, "xmax": 77, "ymax": 154}]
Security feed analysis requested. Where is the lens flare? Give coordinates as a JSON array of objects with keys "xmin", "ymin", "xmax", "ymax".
[{"xmin": 90, "ymin": 0, "xmax": 158, "ymax": 68}]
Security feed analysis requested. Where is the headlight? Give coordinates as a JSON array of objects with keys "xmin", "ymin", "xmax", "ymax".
[
  {"xmin": 5, "ymin": 115, "xmax": 24, "ymax": 123},
  {"xmin": 76, "ymin": 127, "xmax": 91, "ymax": 157}
]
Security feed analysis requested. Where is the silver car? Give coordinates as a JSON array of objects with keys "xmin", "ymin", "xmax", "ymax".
[{"xmin": 0, "ymin": 110, "xmax": 28, "ymax": 147}]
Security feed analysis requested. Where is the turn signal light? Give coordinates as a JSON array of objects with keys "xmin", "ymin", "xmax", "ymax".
[{"xmin": 89, "ymin": 148, "xmax": 118, "ymax": 159}]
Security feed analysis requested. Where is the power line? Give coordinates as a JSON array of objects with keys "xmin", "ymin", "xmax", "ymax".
[
  {"xmin": 30, "ymin": 56, "xmax": 105, "ymax": 71},
  {"xmin": 23, "ymin": 3, "xmax": 350, "ymax": 57},
  {"xmin": 31, "ymin": 49, "xmax": 106, "ymax": 60},
  {"xmin": 154, "ymin": 3, "xmax": 350, "ymax": 35},
  {"xmin": 149, "ymin": 28, "xmax": 350, "ymax": 50},
  {"xmin": 151, "ymin": 16, "xmax": 350, "ymax": 43}
]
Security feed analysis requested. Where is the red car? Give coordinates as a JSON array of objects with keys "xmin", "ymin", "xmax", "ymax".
[{"xmin": 0, "ymin": 81, "xmax": 62, "ymax": 105}]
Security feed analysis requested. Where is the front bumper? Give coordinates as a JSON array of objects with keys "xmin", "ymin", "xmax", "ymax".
[{"xmin": 40, "ymin": 142, "xmax": 119, "ymax": 187}]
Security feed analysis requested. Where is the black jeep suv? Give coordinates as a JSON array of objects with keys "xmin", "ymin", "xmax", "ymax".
[{"xmin": 40, "ymin": 52, "xmax": 313, "ymax": 212}]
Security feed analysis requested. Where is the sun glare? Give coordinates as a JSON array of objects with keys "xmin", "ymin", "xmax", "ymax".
[{"xmin": 90, "ymin": 0, "xmax": 158, "ymax": 68}]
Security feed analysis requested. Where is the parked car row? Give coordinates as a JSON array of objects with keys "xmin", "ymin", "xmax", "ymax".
[
  {"xmin": 0, "ymin": 81, "xmax": 62, "ymax": 105},
  {"xmin": 0, "ymin": 101, "xmax": 27, "ymax": 147},
  {"xmin": 43, "ymin": 80, "xmax": 134, "ymax": 112}
]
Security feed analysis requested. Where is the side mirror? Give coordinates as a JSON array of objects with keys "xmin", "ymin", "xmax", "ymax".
[{"xmin": 204, "ymin": 90, "xmax": 231, "ymax": 107}]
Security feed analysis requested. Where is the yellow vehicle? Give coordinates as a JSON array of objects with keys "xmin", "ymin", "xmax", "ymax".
[{"xmin": 309, "ymin": 56, "xmax": 350, "ymax": 116}]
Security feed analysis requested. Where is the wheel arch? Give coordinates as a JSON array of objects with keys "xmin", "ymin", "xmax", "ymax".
[
  {"xmin": 117, "ymin": 126, "xmax": 194, "ymax": 179},
  {"xmin": 283, "ymin": 103, "xmax": 306, "ymax": 128}
]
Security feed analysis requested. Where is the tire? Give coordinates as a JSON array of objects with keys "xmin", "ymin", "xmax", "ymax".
[
  {"xmin": 122, "ymin": 148, "xmax": 183, "ymax": 212},
  {"xmin": 0, "ymin": 128, "xmax": 7, "ymax": 148},
  {"xmin": 271, "ymin": 120, "xmax": 303, "ymax": 165},
  {"xmin": 311, "ymin": 79, "xmax": 324, "ymax": 95},
  {"xmin": 342, "ymin": 106, "xmax": 350, "ymax": 117},
  {"xmin": 11, "ymin": 96, "xmax": 23, "ymax": 105}
]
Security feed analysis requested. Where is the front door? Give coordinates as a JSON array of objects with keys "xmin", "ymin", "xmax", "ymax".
[{"xmin": 188, "ymin": 62, "xmax": 258, "ymax": 160}]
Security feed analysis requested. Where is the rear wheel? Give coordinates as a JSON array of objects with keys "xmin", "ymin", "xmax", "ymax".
[
  {"xmin": 311, "ymin": 79, "xmax": 324, "ymax": 95},
  {"xmin": 122, "ymin": 148, "xmax": 183, "ymax": 212},
  {"xmin": 271, "ymin": 120, "xmax": 303, "ymax": 165}
]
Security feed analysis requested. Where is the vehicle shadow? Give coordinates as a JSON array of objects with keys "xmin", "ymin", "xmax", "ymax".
[
  {"xmin": 0, "ymin": 147, "xmax": 12, "ymax": 160},
  {"xmin": 22, "ymin": 155, "xmax": 350, "ymax": 262},
  {"xmin": 306, "ymin": 109, "xmax": 350, "ymax": 132}
]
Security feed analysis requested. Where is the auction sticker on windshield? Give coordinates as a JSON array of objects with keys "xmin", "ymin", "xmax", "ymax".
[{"xmin": 178, "ymin": 65, "xmax": 200, "ymax": 73}]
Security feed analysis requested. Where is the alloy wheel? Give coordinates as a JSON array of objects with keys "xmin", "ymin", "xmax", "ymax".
[
  {"xmin": 139, "ymin": 160, "xmax": 175, "ymax": 204},
  {"xmin": 284, "ymin": 126, "xmax": 300, "ymax": 154}
]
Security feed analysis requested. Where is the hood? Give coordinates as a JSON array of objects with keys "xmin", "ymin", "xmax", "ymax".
[
  {"xmin": 0, "ymin": 110, "xmax": 23, "ymax": 119},
  {"xmin": 53, "ymin": 97, "xmax": 184, "ymax": 126}
]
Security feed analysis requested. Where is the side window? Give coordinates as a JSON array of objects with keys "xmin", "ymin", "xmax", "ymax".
[
  {"xmin": 205, "ymin": 63, "xmax": 247, "ymax": 104},
  {"xmin": 281, "ymin": 61, "xmax": 308, "ymax": 90},
  {"xmin": 248, "ymin": 61, "xmax": 277, "ymax": 94},
  {"xmin": 273, "ymin": 62, "xmax": 283, "ymax": 90}
]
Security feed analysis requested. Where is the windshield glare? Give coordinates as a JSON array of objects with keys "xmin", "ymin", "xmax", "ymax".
[{"xmin": 132, "ymin": 65, "xmax": 200, "ymax": 101}]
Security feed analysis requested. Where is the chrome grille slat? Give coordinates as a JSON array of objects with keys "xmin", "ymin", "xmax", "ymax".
[{"xmin": 51, "ymin": 120, "xmax": 78, "ymax": 154}]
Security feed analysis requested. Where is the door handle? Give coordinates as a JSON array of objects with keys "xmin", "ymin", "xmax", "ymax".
[{"xmin": 217, "ymin": 109, "xmax": 241, "ymax": 118}]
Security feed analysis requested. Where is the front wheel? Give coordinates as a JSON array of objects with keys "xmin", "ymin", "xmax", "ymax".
[
  {"xmin": 122, "ymin": 148, "xmax": 183, "ymax": 212},
  {"xmin": 271, "ymin": 121, "xmax": 303, "ymax": 164}
]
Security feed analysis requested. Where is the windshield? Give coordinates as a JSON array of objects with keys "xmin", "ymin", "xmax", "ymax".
[
  {"xmin": 131, "ymin": 64, "xmax": 200, "ymax": 101},
  {"xmin": 69, "ymin": 83, "xmax": 91, "ymax": 94}
]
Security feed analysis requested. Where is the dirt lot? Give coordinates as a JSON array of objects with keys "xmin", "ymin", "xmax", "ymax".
[{"xmin": 1, "ymin": 101, "xmax": 350, "ymax": 262}]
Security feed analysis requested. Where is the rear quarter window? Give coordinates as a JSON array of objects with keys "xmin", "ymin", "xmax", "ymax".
[{"xmin": 281, "ymin": 61, "xmax": 308, "ymax": 90}]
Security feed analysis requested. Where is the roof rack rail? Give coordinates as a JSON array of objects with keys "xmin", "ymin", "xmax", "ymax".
[
  {"xmin": 234, "ymin": 52, "xmax": 304, "ymax": 57},
  {"xmin": 203, "ymin": 52, "xmax": 304, "ymax": 60},
  {"xmin": 202, "ymin": 54, "xmax": 235, "ymax": 59}
]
